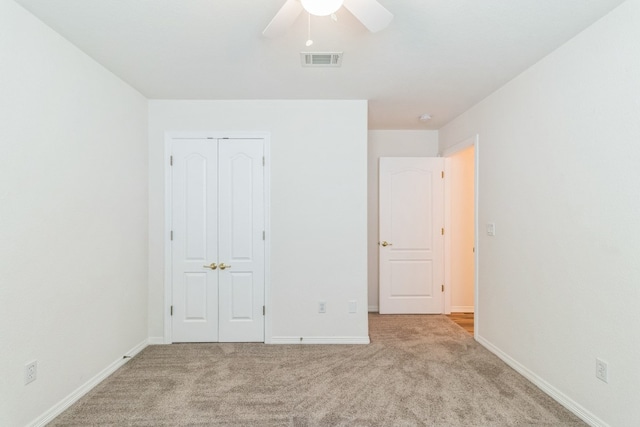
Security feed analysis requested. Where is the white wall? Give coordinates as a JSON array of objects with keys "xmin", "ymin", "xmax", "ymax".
[
  {"xmin": 0, "ymin": 1, "xmax": 149, "ymax": 426},
  {"xmin": 439, "ymin": 1, "xmax": 640, "ymax": 425},
  {"xmin": 448, "ymin": 146, "xmax": 475, "ymax": 312},
  {"xmin": 148, "ymin": 100, "xmax": 369, "ymax": 342},
  {"xmin": 367, "ymin": 130, "xmax": 439, "ymax": 311}
]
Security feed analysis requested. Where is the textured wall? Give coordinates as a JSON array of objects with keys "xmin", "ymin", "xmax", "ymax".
[
  {"xmin": 0, "ymin": 1, "xmax": 148, "ymax": 425},
  {"xmin": 439, "ymin": 1, "xmax": 640, "ymax": 425},
  {"xmin": 147, "ymin": 100, "xmax": 369, "ymax": 342}
]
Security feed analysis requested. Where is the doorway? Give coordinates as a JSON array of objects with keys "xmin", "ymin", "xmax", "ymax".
[{"xmin": 443, "ymin": 135, "xmax": 478, "ymax": 337}]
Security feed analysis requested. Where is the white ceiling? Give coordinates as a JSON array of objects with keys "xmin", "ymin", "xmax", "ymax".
[{"xmin": 14, "ymin": 0, "xmax": 625, "ymax": 129}]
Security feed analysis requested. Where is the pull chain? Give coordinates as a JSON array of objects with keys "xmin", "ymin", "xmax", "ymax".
[{"xmin": 306, "ymin": 13, "xmax": 313, "ymax": 46}]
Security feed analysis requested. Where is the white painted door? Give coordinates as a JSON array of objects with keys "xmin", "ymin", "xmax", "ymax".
[
  {"xmin": 379, "ymin": 157, "xmax": 444, "ymax": 314},
  {"xmin": 171, "ymin": 138, "xmax": 265, "ymax": 342},
  {"xmin": 218, "ymin": 139, "xmax": 265, "ymax": 342},
  {"xmin": 171, "ymin": 139, "xmax": 219, "ymax": 342}
]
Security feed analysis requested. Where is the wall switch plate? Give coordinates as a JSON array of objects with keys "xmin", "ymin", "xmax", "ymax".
[
  {"xmin": 318, "ymin": 301, "xmax": 326, "ymax": 313},
  {"xmin": 486, "ymin": 223, "xmax": 496, "ymax": 236},
  {"xmin": 596, "ymin": 358, "xmax": 608, "ymax": 383},
  {"xmin": 348, "ymin": 300, "xmax": 357, "ymax": 314},
  {"xmin": 25, "ymin": 361, "xmax": 37, "ymax": 385}
]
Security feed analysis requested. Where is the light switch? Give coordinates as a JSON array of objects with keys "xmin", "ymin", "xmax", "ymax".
[
  {"xmin": 348, "ymin": 300, "xmax": 357, "ymax": 314},
  {"xmin": 486, "ymin": 223, "xmax": 496, "ymax": 236}
]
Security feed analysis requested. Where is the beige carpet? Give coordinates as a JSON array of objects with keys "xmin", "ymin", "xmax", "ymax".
[{"xmin": 50, "ymin": 314, "xmax": 584, "ymax": 426}]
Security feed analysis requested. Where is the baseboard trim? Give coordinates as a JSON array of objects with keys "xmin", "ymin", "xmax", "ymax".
[
  {"xmin": 28, "ymin": 338, "xmax": 148, "ymax": 427},
  {"xmin": 147, "ymin": 336, "xmax": 166, "ymax": 345},
  {"xmin": 451, "ymin": 306, "xmax": 474, "ymax": 313},
  {"xmin": 476, "ymin": 336, "xmax": 609, "ymax": 427},
  {"xmin": 270, "ymin": 336, "xmax": 370, "ymax": 345},
  {"xmin": 368, "ymin": 305, "xmax": 379, "ymax": 312}
]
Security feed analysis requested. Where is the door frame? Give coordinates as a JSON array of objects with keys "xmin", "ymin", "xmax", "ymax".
[
  {"xmin": 441, "ymin": 134, "xmax": 479, "ymax": 340},
  {"xmin": 163, "ymin": 131, "xmax": 271, "ymax": 344}
]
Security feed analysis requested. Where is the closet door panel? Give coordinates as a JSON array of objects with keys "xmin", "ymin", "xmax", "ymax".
[
  {"xmin": 218, "ymin": 139, "xmax": 265, "ymax": 342},
  {"xmin": 171, "ymin": 139, "xmax": 219, "ymax": 342}
]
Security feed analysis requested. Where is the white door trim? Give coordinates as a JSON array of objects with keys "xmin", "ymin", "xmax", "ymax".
[
  {"xmin": 163, "ymin": 131, "xmax": 271, "ymax": 344},
  {"xmin": 441, "ymin": 134, "xmax": 479, "ymax": 340}
]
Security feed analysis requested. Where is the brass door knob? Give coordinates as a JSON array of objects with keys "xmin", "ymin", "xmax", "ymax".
[
  {"xmin": 380, "ymin": 241, "xmax": 392, "ymax": 247},
  {"xmin": 219, "ymin": 263, "xmax": 231, "ymax": 270},
  {"xmin": 203, "ymin": 263, "xmax": 217, "ymax": 270}
]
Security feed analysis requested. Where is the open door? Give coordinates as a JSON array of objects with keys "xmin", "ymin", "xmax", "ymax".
[{"xmin": 379, "ymin": 157, "xmax": 444, "ymax": 314}]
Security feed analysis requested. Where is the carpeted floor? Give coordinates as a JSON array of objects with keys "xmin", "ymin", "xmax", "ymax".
[{"xmin": 50, "ymin": 314, "xmax": 585, "ymax": 426}]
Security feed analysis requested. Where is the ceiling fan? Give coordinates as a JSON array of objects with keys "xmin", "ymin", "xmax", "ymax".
[{"xmin": 263, "ymin": 0, "xmax": 393, "ymax": 38}]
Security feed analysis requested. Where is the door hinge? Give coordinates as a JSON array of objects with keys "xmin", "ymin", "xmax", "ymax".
[
  {"xmin": 170, "ymin": 305, "xmax": 173, "ymax": 316},
  {"xmin": 170, "ymin": 230, "xmax": 173, "ymax": 241},
  {"xmin": 262, "ymin": 230, "xmax": 265, "ymax": 241},
  {"xmin": 441, "ymin": 228, "xmax": 444, "ymax": 235},
  {"xmin": 441, "ymin": 171, "xmax": 444, "ymax": 178},
  {"xmin": 170, "ymin": 155, "xmax": 173, "ymax": 166},
  {"xmin": 262, "ymin": 156, "xmax": 265, "ymax": 166},
  {"xmin": 441, "ymin": 285, "xmax": 444, "ymax": 292},
  {"xmin": 262, "ymin": 305, "xmax": 265, "ymax": 316}
]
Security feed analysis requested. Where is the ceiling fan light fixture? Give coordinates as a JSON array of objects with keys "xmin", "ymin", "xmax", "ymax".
[{"xmin": 301, "ymin": 0, "xmax": 344, "ymax": 17}]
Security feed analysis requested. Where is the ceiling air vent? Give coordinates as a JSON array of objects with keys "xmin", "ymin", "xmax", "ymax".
[{"xmin": 301, "ymin": 52, "xmax": 343, "ymax": 67}]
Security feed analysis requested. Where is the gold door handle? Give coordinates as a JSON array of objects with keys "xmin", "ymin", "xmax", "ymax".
[
  {"xmin": 380, "ymin": 241, "xmax": 392, "ymax": 247},
  {"xmin": 219, "ymin": 263, "xmax": 231, "ymax": 270},
  {"xmin": 203, "ymin": 263, "xmax": 217, "ymax": 270}
]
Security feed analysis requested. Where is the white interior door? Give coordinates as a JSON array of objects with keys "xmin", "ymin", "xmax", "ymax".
[
  {"xmin": 218, "ymin": 139, "xmax": 265, "ymax": 342},
  {"xmin": 171, "ymin": 138, "xmax": 265, "ymax": 342},
  {"xmin": 171, "ymin": 139, "xmax": 219, "ymax": 342},
  {"xmin": 379, "ymin": 157, "xmax": 444, "ymax": 314}
]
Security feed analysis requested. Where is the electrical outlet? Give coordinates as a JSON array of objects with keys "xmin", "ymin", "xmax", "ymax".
[
  {"xmin": 318, "ymin": 301, "xmax": 326, "ymax": 313},
  {"xmin": 486, "ymin": 222, "xmax": 496, "ymax": 236},
  {"xmin": 25, "ymin": 361, "xmax": 37, "ymax": 385},
  {"xmin": 596, "ymin": 358, "xmax": 608, "ymax": 383}
]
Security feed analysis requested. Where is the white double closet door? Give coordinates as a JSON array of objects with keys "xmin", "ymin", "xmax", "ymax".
[{"xmin": 171, "ymin": 138, "xmax": 265, "ymax": 343}]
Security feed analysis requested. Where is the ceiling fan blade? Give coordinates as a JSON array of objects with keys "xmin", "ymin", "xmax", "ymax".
[
  {"xmin": 262, "ymin": 0, "xmax": 304, "ymax": 38},
  {"xmin": 343, "ymin": 0, "xmax": 393, "ymax": 33}
]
